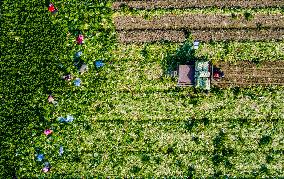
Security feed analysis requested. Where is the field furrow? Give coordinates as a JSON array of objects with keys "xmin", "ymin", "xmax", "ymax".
[
  {"xmin": 117, "ymin": 30, "xmax": 186, "ymax": 43},
  {"xmin": 213, "ymin": 61, "xmax": 284, "ymax": 87},
  {"xmin": 191, "ymin": 29, "xmax": 284, "ymax": 41},
  {"xmin": 116, "ymin": 29, "xmax": 283, "ymax": 43},
  {"xmin": 114, "ymin": 13, "xmax": 284, "ymax": 30},
  {"xmin": 214, "ymin": 61, "xmax": 284, "ymax": 69},
  {"xmin": 113, "ymin": 0, "xmax": 284, "ymax": 10},
  {"xmin": 217, "ymin": 76, "xmax": 284, "ymax": 83},
  {"xmin": 212, "ymin": 82, "xmax": 284, "ymax": 88},
  {"xmin": 219, "ymin": 68, "xmax": 284, "ymax": 76}
]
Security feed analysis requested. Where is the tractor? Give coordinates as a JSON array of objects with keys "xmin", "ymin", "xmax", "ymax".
[{"xmin": 177, "ymin": 60, "xmax": 224, "ymax": 90}]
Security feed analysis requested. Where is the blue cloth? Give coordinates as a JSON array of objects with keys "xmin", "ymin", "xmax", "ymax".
[
  {"xmin": 36, "ymin": 154, "xmax": 44, "ymax": 162},
  {"xmin": 66, "ymin": 115, "xmax": 74, "ymax": 122},
  {"xmin": 58, "ymin": 115, "xmax": 74, "ymax": 123},
  {"xmin": 58, "ymin": 117, "xmax": 66, "ymax": 123},
  {"xmin": 193, "ymin": 40, "xmax": 199, "ymax": 49},
  {"xmin": 59, "ymin": 146, "xmax": 64, "ymax": 156},
  {"xmin": 75, "ymin": 51, "xmax": 82, "ymax": 58},
  {"xmin": 74, "ymin": 78, "xmax": 81, "ymax": 86},
  {"xmin": 95, "ymin": 60, "xmax": 104, "ymax": 68}
]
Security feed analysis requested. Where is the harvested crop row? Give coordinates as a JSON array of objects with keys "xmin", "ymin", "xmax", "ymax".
[
  {"xmin": 116, "ymin": 29, "xmax": 283, "ymax": 43},
  {"xmin": 191, "ymin": 29, "xmax": 284, "ymax": 41},
  {"xmin": 222, "ymin": 68, "xmax": 284, "ymax": 77},
  {"xmin": 215, "ymin": 61, "xmax": 284, "ymax": 69},
  {"xmin": 113, "ymin": 0, "xmax": 284, "ymax": 10},
  {"xmin": 213, "ymin": 61, "xmax": 284, "ymax": 86},
  {"xmin": 216, "ymin": 76, "xmax": 284, "ymax": 84},
  {"xmin": 212, "ymin": 82, "xmax": 284, "ymax": 88},
  {"xmin": 114, "ymin": 13, "xmax": 284, "ymax": 30},
  {"xmin": 117, "ymin": 30, "xmax": 186, "ymax": 43}
]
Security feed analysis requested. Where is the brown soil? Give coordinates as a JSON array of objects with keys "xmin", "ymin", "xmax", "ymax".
[
  {"xmin": 117, "ymin": 30, "xmax": 186, "ymax": 43},
  {"xmin": 113, "ymin": 0, "xmax": 284, "ymax": 10},
  {"xmin": 191, "ymin": 29, "xmax": 284, "ymax": 42},
  {"xmin": 114, "ymin": 13, "xmax": 284, "ymax": 30},
  {"xmin": 116, "ymin": 29, "xmax": 283, "ymax": 43},
  {"xmin": 213, "ymin": 61, "xmax": 284, "ymax": 87}
]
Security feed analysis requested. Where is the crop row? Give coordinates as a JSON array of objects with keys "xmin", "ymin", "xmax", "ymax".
[
  {"xmin": 113, "ymin": 0, "xmax": 284, "ymax": 10},
  {"xmin": 116, "ymin": 29, "xmax": 283, "ymax": 43},
  {"xmin": 191, "ymin": 29, "xmax": 284, "ymax": 42},
  {"xmin": 215, "ymin": 61, "xmax": 284, "ymax": 69},
  {"xmin": 218, "ymin": 76, "xmax": 284, "ymax": 84},
  {"xmin": 212, "ymin": 82, "xmax": 284, "ymax": 88},
  {"xmin": 213, "ymin": 61, "xmax": 284, "ymax": 86},
  {"xmin": 114, "ymin": 13, "xmax": 284, "ymax": 30},
  {"xmin": 221, "ymin": 67, "xmax": 284, "ymax": 77},
  {"xmin": 117, "ymin": 30, "xmax": 186, "ymax": 43},
  {"xmin": 30, "ymin": 119, "xmax": 284, "ymax": 177}
]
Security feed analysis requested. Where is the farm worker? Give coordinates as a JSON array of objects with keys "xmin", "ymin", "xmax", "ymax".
[
  {"xmin": 79, "ymin": 63, "xmax": 88, "ymax": 74},
  {"xmin": 59, "ymin": 146, "xmax": 64, "ymax": 156},
  {"xmin": 75, "ymin": 51, "xmax": 83, "ymax": 58},
  {"xmin": 76, "ymin": 34, "xmax": 84, "ymax": 45},
  {"xmin": 42, "ymin": 162, "xmax": 51, "ymax": 173},
  {"xmin": 47, "ymin": 95, "xmax": 54, "ymax": 103},
  {"xmin": 36, "ymin": 154, "xmax": 44, "ymax": 162},
  {"xmin": 48, "ymin": 3, "xmax": 58, "ymax": 14},
  {"xmin": 44, "ymin": 129, "xmax": 53, "ymax": 136},
  {"xmin": 74, "ymin": 78, "xmax": 81, "ymax": 86},
  {"xmin": 213, "ymin": 71, "xmax": 220, "ymax": 79},
  {"xmin": 47, "ymin": 94, "xmax": 58, "ymax": 105},
  {"xmin": 95, "ymin": 60, "xmax": 104, "ymax": 68},
  {"xmin": 62, "ymin": 74, "xmax": 72, "ymax": 81}
]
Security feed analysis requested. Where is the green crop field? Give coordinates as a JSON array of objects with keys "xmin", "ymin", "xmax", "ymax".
[{"xmin": 1, "ymin": 0, "xmax": 283, "ymax": 178}]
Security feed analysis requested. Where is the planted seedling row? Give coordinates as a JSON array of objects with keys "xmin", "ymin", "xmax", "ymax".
[{"xmin": 113, "ymin": 0, "xmax": 284, "ymax": 10}]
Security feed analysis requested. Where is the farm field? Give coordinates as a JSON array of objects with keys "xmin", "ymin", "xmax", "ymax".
[{"xmin": 1, "ymin": 0, "xmax": 284, "ymax": 178}]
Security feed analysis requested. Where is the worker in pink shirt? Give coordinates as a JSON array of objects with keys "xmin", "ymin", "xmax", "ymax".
[{"xmin": 76, "ymin": 34, "xmax": 84, "ymax": 45}]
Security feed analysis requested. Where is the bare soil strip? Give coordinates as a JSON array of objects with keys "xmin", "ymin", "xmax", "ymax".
[
  {"xmin": 191, "ymin": 29, "xmax": 284, "ymax": 41},
  {"xmin": 116, "ymin": 29, "xmax": 283, "ymax": 43},
  {"xmin": 117, "ymin": 30, "xmax": 186, "ymax": 43},
  {"xmin": 214, "ymin": 61, "xmax": 284, "ymax": 69},
  {"xmin": 212, "ymin": 82, "xmax": 284, "ymax": 88},
  {"xmin": 113, "ymin": 0, "xmax": 284, "ymax": 10},
  {"xmin": 114, "ymin": 13, "xmax": 284, "ymax": 30},
  {"xmin": 213, "ymin": 61, "xmax": 284, "ymax": 87}
]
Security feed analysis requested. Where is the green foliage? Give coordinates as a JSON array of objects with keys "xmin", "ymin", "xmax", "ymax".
[
  {"xmin": 1, "ymin": 0, "xmax": 284, "ymax": 178},
  {"xmin": 244, "ymin": 11, "xmax": 253, "ymax": 20},
  {"xmin": 162, "ymin": 40, "xmax": 196, "ymax": 73}
]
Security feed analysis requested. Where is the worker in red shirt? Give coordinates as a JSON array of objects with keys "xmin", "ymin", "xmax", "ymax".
[
  {"xmin": 76, "ymin": 34, "xmax": 84, "ymax": 45},
  {"xmin": 48, "ymin": 3, "xmax": 58, "ymax": 14},
  {"xmin": 213, "ymin": 72, "xmax": 220, "ymax": 78},
  {"xmin": 213, "ymin": 70, "xmax": 224, "ymax": 81}
]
